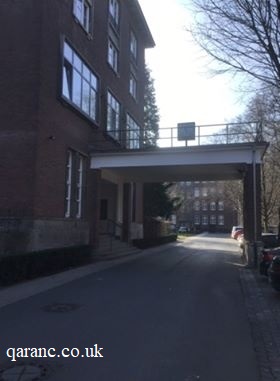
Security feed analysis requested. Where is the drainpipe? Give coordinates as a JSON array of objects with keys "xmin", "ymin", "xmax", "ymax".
[{"xmin": 252, "ymin": 147, "xmax": 259, "ymax": 267}]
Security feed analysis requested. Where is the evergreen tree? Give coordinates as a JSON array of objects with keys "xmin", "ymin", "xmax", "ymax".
[
  {"xmin": 143, "ymin": 66, "xmax": 181, "ymax": 218},
  {"xmin": 144, "ymin": 65, "xmax": 159, "ymax": 147}
]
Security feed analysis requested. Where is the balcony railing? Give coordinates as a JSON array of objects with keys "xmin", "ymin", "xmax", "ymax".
[{"xmin": 91, "ymin": 121, "xmax": 264, "ymax": 152}]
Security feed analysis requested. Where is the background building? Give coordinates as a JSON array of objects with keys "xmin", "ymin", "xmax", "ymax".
[{"xmin": 175, "ymin": 181, "xmax": 238, "ymax": 233}]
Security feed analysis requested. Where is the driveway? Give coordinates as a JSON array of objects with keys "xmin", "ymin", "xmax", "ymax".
[{"xmin": 0, "ymin": 233, "xmax": 260, "ymax": 381}]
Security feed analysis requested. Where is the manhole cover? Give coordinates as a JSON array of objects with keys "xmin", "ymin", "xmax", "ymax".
[
  {"xmin": 41, "ymin": 303, "xmax": 80, "ymax": 313},
  {"xmin": 0, "ymin": 363, "xmax": 48, "ymax": 381}
]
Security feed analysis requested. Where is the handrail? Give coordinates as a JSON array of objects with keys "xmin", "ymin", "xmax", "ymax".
[
  {"xmin": 90, "ymin": 121, "xmax": 264, "ymax": 152},
  {"xmin": 100, "ymin": 219, "xmax": 123, "ymax": 251}
]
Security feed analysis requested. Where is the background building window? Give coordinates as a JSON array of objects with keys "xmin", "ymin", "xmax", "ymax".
[
  {"xmin": 62, "ymin": 41, "xmax": 98, "ymax": 122},
  {"xmin": 202, "ymin": 215, "xmax": 208, "ymax": 225},
  {"xmin": 194, "ymin": 200, "xmax": 200, "ymax": 211},
  {"xmin": 218, "ymin": 215, "xmax": 225, "ymax": 225},
  {"xmin": 202, "ymin": 187, "xmax": 208, "ymax": 197},
  {"xmin": 108, "ymin": 39, "xmax": 119, "ymax": 72},
  {"xmin": 65, "ymin": 150, "xmax": 86, "ymax": 219},
  {"xmin": 126, "ymin": 114, "xmax": 140, "ymax": 149},
  {"xmin": 107, "ymin": 91, "xmax": 120, "ymax": 141},
  {"xmin": 202, "ymin": 200, "xmax": 208, "ymax": 211},
  {"xmin": 73, "ymin": 0, "xmax": 92, "ymax": 33},
  {"xmin": 194, "ymin": 215, "xmax": 200, "ymax": 225},
  {"xmin": 210, "ymin": 215, "xmax": 216, "ymax": 225},
  {"xmin": 194, "ymin": 187, "xmax": 200, "ymax": 197},
  {"xmin": 218, "ymin": 201, "xmax": 224, "ymax": 211},
  {"xmin": 210, "ymin": 201, "xmax": 216, "ymax": 211}
]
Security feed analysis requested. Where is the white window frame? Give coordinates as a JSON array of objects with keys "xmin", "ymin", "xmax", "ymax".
[
  {"xmin": 202, "ymin": 187, "xmax": 208, "ymax": 197},
  {"xmin": 130, "ymin": 31, "xmax": 137, "ymax": 60},
  {"xmin": 126, "ymin": 114, "xmax": 140, "ymax": 149},
  {"xmin": 107, "ymin": 91, "xmax": 120, "ymax": 141},
  {"xmin": 65, "ymin": 150, "xmax": 73, "ymax": 218},
  {"xmin": 65, "ymin": 150, "xmax": 85, "ymax": 219},
  {"xmin": 108, "ymin": 39, "xmax": 119, "ymax": 72},
  {"xmin": 109, "ymin": 0, "xmax": 120, "ymax": 27},
  {"xmin": 73, "ymin": 0, "xmax": 92, "ymax": 33},
  {"xmin": 62, "ymin": 41, "xmax": 99, "ymax": 122},
  {"xmin": 129, "ymin": 73, "xmax": 137, "ymax": 99},
  {"xmin": 194, "ymin": 187, "xmax": 200, "ymax": 197}
]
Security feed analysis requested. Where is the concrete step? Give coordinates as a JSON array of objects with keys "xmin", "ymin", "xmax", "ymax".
[{"xmin": 94, "ymin": 235, "xmax": 142, "ymax": 260}]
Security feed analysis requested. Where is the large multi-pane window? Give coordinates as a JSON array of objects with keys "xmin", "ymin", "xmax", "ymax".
[
  {"xmin": 108, "ymin": 39, "xmax": 119, "ymax": 72},
  {"xmin": 126, "ymin": 114, "xmax": 140, "ymax": 149},
  {"xmin": 130, "ymin": 31, "xmax": 137, "ymax": 60},
  {"xmin": 65, "ymin": 150, "xmax": 86, "ymax": 219},
  {"xmin": 109, "ymin": 0, "xmax": 120, "ymax": 28},
  {"xmin": 73, "ymin": 0, "xmax": 92, "ymax": 33},
  {"xmin": 107, "ymin": 91, "xmax": 120, "ymax": 141},
  {"xmin": 62, "ymin": 41, "xmax": 98, "ymax": 122}
]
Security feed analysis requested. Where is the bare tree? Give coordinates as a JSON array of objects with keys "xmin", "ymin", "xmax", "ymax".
[{"xmin": 188, "ymin": 0, "xmax": 280, "ymax": 89}]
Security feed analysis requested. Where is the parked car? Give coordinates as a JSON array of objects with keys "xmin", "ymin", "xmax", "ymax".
[
  {"xmin": 268, "ymin": 256, "xmax": 280, "ymax": 291},
  {"xmin": 231, "ymin": 226, "xmax": 243, "ymax": 239},
  {"xmin": 178, "ymin": 226, "xmax": 187, "ymax": 234},
  {"xmin": 233, "ymin": 228, "xmax": 244, "ymax": 240},
  {"xmin": 259, "ymin": 233, "xmax": 280, "ymax": 276}
]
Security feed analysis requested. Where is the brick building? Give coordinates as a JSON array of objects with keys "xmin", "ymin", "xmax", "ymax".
[
  {"xmin": 175, "ymin": 181, "xmax": 238, "ymax": 233},
  {"xmin": 0, "ymin": 0, "xmax": 154, "ymax": 256}
]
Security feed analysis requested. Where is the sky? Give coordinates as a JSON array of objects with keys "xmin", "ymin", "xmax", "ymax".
[{"xmin": 138, "ymin": 0, "xmax": 245, "ymax": 128}]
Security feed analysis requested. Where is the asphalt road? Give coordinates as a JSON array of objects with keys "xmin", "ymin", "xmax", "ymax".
[{"xmin": 0, "ymin": 233, "xmax": 260, "ymax": 381}]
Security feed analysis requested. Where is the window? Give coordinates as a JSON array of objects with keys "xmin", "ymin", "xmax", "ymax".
[
  {"xmin": 108, "ymin": 39, "xmax": 119, "ymax": 72},
  {"xmin": 107, "ymin": 91, "xmax": 120, "ymax": 141},
  {"xmin": 210, "ymin": 201, "xmax": 216, "ymax": 211},
  {"xmin": 202, "ymin": 187, "xmax": 208, "ymax": 197},
  {"xmin": 65, "ymin": 150, "xmax": 86, "ymax": 219},
  {"xmin": 194, "ymin": 215, "xmax": 200, "ymax": 225},
  {"xmin": 109, "ymin": 0, "xmax": 120, "ymax": 28},
  {"xmin": 126, "ymin": 114, "xmax": 140, "ymax": 149},
  {"xmin": 194, "ymin": 200, "xmax": 200, "ymax": 211},
  {"xmin": 202, "ymin": 215, "xmax": 208, "ymax": 225},
  {"xmin": 194, "ymin": 187, "xmax": 200, "ymax": 197},
  {"xmin": 130, "ymin": 31, "xmax": 137, "ymax": 60},
  {"xmin": 62, "ymin": 41, "xmax": 99, "ymax": 122},
  {"xmin": 210, "ymin": 215, "xmax": 216, "ymax": 225},
  {"xmin": 129, "ymin": 73, "xmax": 137, "ymax": 99},
  {"xmin": 218, "ymin": 215, "xmax": 224, "ymax": 225},
  {"xmin": 218, "ymin": 201, "xmax": 224, "ymax": 211},
  {"xmin": 202, "ymin": 200, "xmax": 208, "ymax": 211},
  {"xmin": 73, "ymin": 0, "xmax": 92, "ymax": 33}
]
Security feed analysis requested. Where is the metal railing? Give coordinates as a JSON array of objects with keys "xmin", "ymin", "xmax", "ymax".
[
  {"xmin": 100, "ymin": 219, "xmax": 123, "ymax": 251},
  {"xmin": 91, "ymin": 121, "xmax": 263, "ymax": 152}
]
